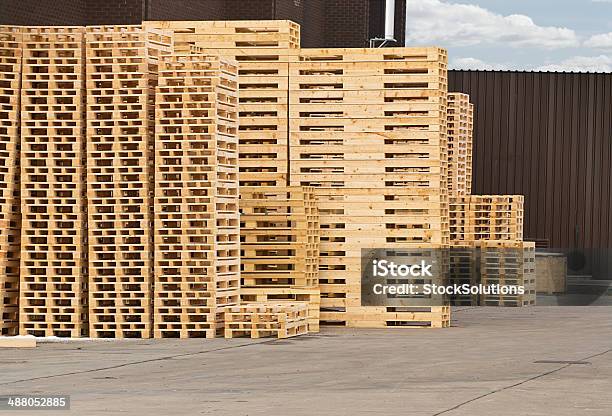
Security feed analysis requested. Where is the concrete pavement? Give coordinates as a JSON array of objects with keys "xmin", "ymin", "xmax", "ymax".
[{"xmin": 0, "ymin": 307, "xmax": 610, "ymax": 415}]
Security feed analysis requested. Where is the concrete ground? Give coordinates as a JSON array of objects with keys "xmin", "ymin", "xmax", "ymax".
[{"xmin": 0, "ymin": 307, "xmax": 610, "ymax": 416}]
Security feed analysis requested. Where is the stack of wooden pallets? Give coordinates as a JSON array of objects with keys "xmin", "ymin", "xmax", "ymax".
[
  {"xmin": 239, "ymin": 186, "xmax": 320, "ymax": 332},
  {"xmin": 224, "ymin": 302, "xmax": 308, "ymax": 339},
  {"xmin": 447, "ymin": 93, "xmax": 473, "ymax": 196},
  {"xmin": 0, "ymin": 26, "xmax": 22, "ymax": 336},
  {"xmin": 154, "ymin": 54, "xmax": 240, "ymax": 338},
  {"xmin": 477, "ymin": 240, "xmax": 536, "ymax": 306},
  {"xmin": 145, "ymin": 21, "xmax": 322, "ymax": 334},
  {"xmin": 85, "ymin": 25, "xmax": 173, "ymax": 338},
  {"xmin": 2, "ymin": 20, "xmax": 546, "ymax": 336},
  {"xmin": 146, "ymin": 20, "xmax": 300, "ymax": 188},
  {"xmin": 449, "ymin": 200, "xmax": 533, "ymax": 308},
  {"xmin": 445, "ymin": 92, "xmax": 534, "ymax": 307},
  {"xmin": 289, "ymin": 47, "xmax": 451, "ymax": 328},
  {"xmin": 19, "ymin": 27, "xmax": 87, "ymax": 337},
  {"xmin": 450, "ymin": 195, "xmax": 524, "ymax": 242}
]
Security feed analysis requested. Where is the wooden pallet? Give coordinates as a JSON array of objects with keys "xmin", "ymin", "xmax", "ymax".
[
  {"xmin": 450, "ymin": 195, "xmax": 524, "ymax": 243},
  {"xmin": 240, "ymin": 287, "xmax": 320, "ymax": 332},
  {"xmin": 85, "ymin": 25, "xmax": 173, "ymax": 338},
  {"xmin": 447, "ymin": 93, "xmax": 473, "ymax": 196},
  {"xmin": 321, "ymin": 306, "xmax": 451, "ymax": 328},
  {"xmin": 0, "ymin": 26, "xmax": 22, "ymax": 337},
  {"xmin": 153, "ymin": 53, "xmax": 240, "ymax": 339},
  {"xmin": 224, "ymin": 302, "xmax": 308, "ymax": 339},
  {"xmin": 240, "ymin": 186, "xmax": 319, "ymax": 288},
  {"xmin": 19, "ymin": 26, "xmax": 87, "ymax": 338},
  {"xmin": 145, "ymin": 20, "xmax": 300, "ymax": 53},
  {"xmin": 477, "ymin": 240, "xmax": 536, "ymax": 306}
]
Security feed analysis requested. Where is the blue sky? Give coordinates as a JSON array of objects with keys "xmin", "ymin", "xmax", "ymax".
[{"xmin": 405, "ymin": 0, "xmax": 612, "ymax": 71}]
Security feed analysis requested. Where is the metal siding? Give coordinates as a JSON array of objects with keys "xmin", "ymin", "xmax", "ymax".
[{"xmin": 449, "ymin": 70, "xmax": 612, "ymax": 277}]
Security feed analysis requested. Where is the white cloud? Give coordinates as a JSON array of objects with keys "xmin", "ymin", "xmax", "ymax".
[
  {"xmin": 584, "ymin": 32, "xmax": 612, "ymax": 49},
  {"xmin": 451, "ymin": 57, "xmax": 509, "ymax": 70},
  {"xmin": 535, "ymin": 55, "xmax": 612, "ymax": 72},
  {"xmin": 406, "ymin": 0, "xmax": 579, "ymax": 49}
]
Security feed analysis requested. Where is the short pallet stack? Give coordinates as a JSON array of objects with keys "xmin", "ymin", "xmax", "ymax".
[
  {"xmin": 146, "ymin": 20, "xmax": 300, "ymax": 187},
  {"xmin": 0, "ymin": 26, "xmax": 22, "ymax": 336},
  {"xmin": 239, "ymin": 186, "xmax": 320, "ymax": 331},
  {"xmin": 19, "ymin": 27, "xmax": 87, "ymax": 337},
  {"xmin": 449, "ymin": 197, "xmax": 533, "ymax": 306},
  {"xmin": 154, "ymin": 54, "xmax": 240, "ymax": 338},
  {"xmin": 450, "ymin": 195, "xmax": 524, "ymax": 243},
  {"xmin": 85, "ymin": 25, "xmax": 172, "ymax": 338},
  {"xmin": 224, "ymin": 303, "xmax": 308, "ymax": 339},
  {"xmin": 289, "ymin": 47, "xmax": 451, "ymax": 328},
  {"xmin": 477, "ymin": 240, "xmax": 536, "ymax": 306}
]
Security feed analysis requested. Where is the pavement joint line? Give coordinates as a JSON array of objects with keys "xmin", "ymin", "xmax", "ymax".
[
  {"xmin": 0, "ymin": 339, "xmax": 277, "ymax": 387},
  {"xmin": 430, "ymin": 348, "xmax": 612, "ymax": 416}
]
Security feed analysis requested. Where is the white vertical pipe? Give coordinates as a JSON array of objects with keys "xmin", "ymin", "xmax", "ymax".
[{"xmin": 385, "ymin": 0, "xmax": 396, "ymax": 40}]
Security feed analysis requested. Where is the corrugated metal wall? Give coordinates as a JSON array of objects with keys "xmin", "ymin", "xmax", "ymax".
[{"xmin": 449, "ymin": 70, "xmax": 612, "ymax": 277}]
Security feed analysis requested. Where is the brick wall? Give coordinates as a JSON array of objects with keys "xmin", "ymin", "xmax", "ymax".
[
  {"xmin": 223, "ymin": 0, "xmax": 275, "ymax": 20},
  {"xmin": 301, "ymin": 0, "xmax": 326, "ymax": 48},
  {"xmin": 0, "ymin": 0, "xmax": 85, "ymax": 25},
  {"xmin": 324, "ymin": 0, "xmax": 370, "ymax": 47},
  {"xmin": 148, "ymin": 0, "xmax": 226, "ymax": 21},
  {"xmin": 86, "ymin": 0, "xmax": 143, "ymax": 25}
]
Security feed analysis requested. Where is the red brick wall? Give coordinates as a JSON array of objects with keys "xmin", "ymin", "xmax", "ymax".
[{"xmin": 0, "ymin": 0, "xmax": 85, "ymax": 25}]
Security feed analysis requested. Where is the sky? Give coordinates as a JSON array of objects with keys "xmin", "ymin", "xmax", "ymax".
[{"xmin": 405, "ymin": 0, "xmax": 612, "ymax": 72}]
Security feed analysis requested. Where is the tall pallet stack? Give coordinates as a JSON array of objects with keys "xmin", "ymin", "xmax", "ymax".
[
  {"xmin": 154, "ymin": 54, "xmax": 240, "ymax": 338},
  {"xmin": 239, "ymin": 186, "xmax": 320, "ymax": 331},
  {"xmin": 145, "ymin": 20, "xmax": 300, "ymax": 187},
  {"xmin": 289, "ymin": 47, "xmax": 451, "ymax": 327},
  {"xmin": 0, "ymin": 26, "xmax": 22, "ymax": 336},
  {"xmin": 145, "ymin": 21, "xmax": 322, "ymax": 334},
  {"xmin": 447, "ymin": 93, "xmax": 473, "ymax": 196},
  {"xmin": 19, "ymin": 27, "xmax": 87, "ymax": 337},
  {"xmin": 445, "ymin": 91, "xmax": 534, "ymax": 307},
  {"xmin": 85, "ymin": 26, "xmax": 173, "ymax": 338}
]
